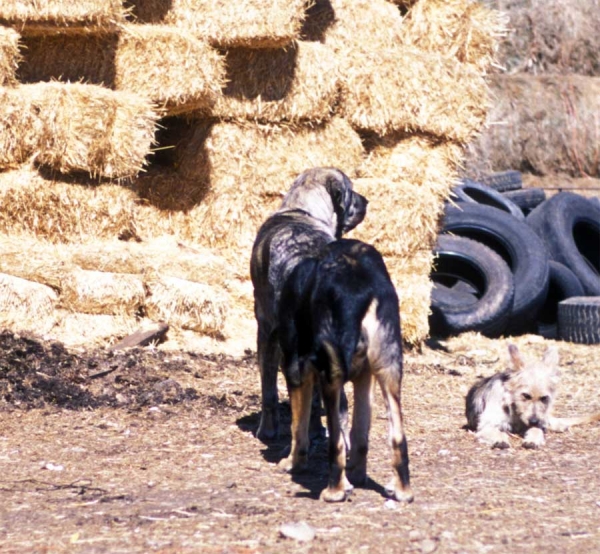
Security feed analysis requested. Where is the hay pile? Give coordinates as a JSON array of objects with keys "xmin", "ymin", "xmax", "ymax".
[
  {"xmin": 0, "ymin": 0, "xmax": 503, "ymax": 349},
  {"xmin": 466, "ymin": 75, "xmax": 600, "ymax": 178},
  {"xmin": 483, "ymin": 0, "xmax": 600, "ymax": 76},
  {"xmin": 0, "ymin": 83, "xmax": 157, "ymax": 178},
  {"xmin": 465, "ymin": 0, "xmax": 600, "ymax": 188}
]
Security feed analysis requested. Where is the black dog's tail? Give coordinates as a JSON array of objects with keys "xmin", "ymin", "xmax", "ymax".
[{"xmin": 313, "ymin": 335, "xmax": 349, "ymax": 384}]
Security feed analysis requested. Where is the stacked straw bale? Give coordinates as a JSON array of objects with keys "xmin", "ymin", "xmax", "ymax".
[
  {"xmin": 0, "ymin": 27, "xmax": 20, "ymax": 86},
  {"xmin": 0, "ymin": 0, "xmax": 127, "ymax": 33},
  {"xmin": 466, "ymin": 74, "xmax": 600, "ymax": 178},
  {"xmin": 0, "ymin": 0, "xmax": 503, "ymax": 348},
  {"xmin": 59, "ymin": 269, "xmax": 145, "ymax": 316},
  {"xmin": 212, "ymin": 41, "xmax": 338, "ymax": 124},
  {"xmin": 17, "ymin": 25, "xmax": 227, "ymax": 115},
  {"xmin": 0, "ymin": 273, "xmax": 58, "ymax": 334},
  {"xmin": 0, "ymin": 167, "xmax": 139, "ymax": 242},
  {"xmin": 322, "ymin": 0, "xmax": 489, "ymax": 142},
  {"xmin": 352, "ymin": 135, "xmax": 463, "ymax": 344},
  {"xmin": 483, "ymin": 0, "xmax": 600, "ymax": 76},
  {"xmin": 400, "ymin": 0, "xmax": 507, "ymax": 73},
  {"xmin": 130, "ymin": 0, "xmax": 308, "ymax": 49},
  {"xmin": 0, "ymin": 83, "xmax": 157, "ymax": 178},
  {"xmin": 154, "ymin": 117, "xmax": 365, "ymax": 253},
  {"xmin": 145, "ymin": 273, "xmax": 228, "ymax": 337}
]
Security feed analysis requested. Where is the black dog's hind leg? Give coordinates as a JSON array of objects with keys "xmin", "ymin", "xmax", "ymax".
[
  {"xmin": 375, "ymin": 367, "xmax": 413, "ymax": 503},
  {"xmin": 320, "ymin": 378, "xmax": 353, "ymax": 502},
  {"xmin": 347, "ymin": 366, "xmax": 373, "ymax": 486},
  {"xmin": 256, "ymin": 325, "xmax": 280, "ymax": 440}
]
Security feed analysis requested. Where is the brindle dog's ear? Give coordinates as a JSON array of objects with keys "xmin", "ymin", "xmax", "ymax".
[{"xmin": 325, "ymin": 174, "xmax": 345, "ymax": 207}]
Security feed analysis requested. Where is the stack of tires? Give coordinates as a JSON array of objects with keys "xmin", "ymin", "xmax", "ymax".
[{"xmin": 429, "ymin": 171, "xmax": 600, "ymax": 344}]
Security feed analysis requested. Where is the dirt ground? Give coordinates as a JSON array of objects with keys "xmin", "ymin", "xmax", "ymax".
[{"xmin": 1, "ymin": 329, "xmax": 599, "ymax": 554}]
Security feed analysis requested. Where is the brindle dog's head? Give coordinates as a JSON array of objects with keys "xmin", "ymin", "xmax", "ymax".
[{"xmin": 279, "ymin": 167, "xmax": 368, "ymax": 239}]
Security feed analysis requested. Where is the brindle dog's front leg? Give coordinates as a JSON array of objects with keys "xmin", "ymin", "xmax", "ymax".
[
  {"xmin": 278, "ymin": 371, "xmax": 314, "ymax": 473},
  {"xmin": 256, "ymin": 326, "xmax": 280, "ymax": 440}
]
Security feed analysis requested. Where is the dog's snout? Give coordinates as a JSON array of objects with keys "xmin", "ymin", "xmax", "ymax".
[{"xmin": 529, "ymin": 416, "xmax": 543, "ymax": 429}]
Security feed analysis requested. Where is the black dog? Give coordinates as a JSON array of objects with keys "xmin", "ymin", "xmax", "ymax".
[
  {"xmin": 250, "ymin": 168, "xmax": 368, "ymax": 441},
  {"xmin": 277, "ymin": 239, "xmax": 413, "ymax": 503}
]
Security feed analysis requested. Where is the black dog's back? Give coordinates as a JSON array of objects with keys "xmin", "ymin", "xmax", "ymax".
[{"xmin": 279, "ymin": 239, "xmax": 402, "ymax": 386}]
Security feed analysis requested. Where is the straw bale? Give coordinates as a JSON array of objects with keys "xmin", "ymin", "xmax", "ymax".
[
  {"xmin": 0, "ymin": 83, "xmax": 158, "ymax": 178},
  {"xmin": 0, "ymin": 0, "xmax": 127, "ymax": 33},
  {"xmin": 0, "ymin": 272, "xmax": 58, "ymax": 334},
  {"xmin": 168, "ymin": 117, "xmax": 364, "ymax": 251},
  {"xmin": 483, "ymin": 0, "xmax": 600, "ymax": 76},
  {"xmin": 0, "ymin": 167, "xmax": 139, "ymax": 242},
  {"xmin": 132, "ymin": 0, "xmax": 308, "ymax": 49},
  {"xmin": 400, "ymin": 0, "xmax": 507, "ymax": 73},
  {"xmin": 0, "ymin": 235, "xmax": 74, "ymax": 290},
  {"xmin": 212, "ymin": 41, "xmax": 338, "ymax": 124},
  {"xmin": 18, "ymin": 26, "xmax": 226, "ymax": 116},
  {"xmin": 385, "ymin": 250, "xmax": 435, "ymax": 346},
  {"xmin": 324, "ymin": 0, "xmax": 405, "ymax": 54},
  {"xmin": 69, "ymin": 236, "xmax": 238, "ymax": 285},
  {"xmin": 0, "ymin": 27, "xmax": 20, "ymax": 86},
  {"xmin": 144, "ymin": 273, "xmax": 228, "ymax": 337},
  {"xmin": 338, "ymin": 45, "xmax": 488, "ymax": 142},
  {"xmin": 352, "ymin": 137, "xmax": 461, "ymax": 257},
  {"xmin": 464, "ymin": 75, "xmax": 600, "ymax": 178},
  {"xmin": 49, "ymin": 311, "xmax": 139, "ymax": 348},
  {"xmin": 60, "ymin": 268, "xmax": 145, "ymax": 315},
  {"xmin": 323, "ymin": 0, "xmax": 489, "ymax": 141}
]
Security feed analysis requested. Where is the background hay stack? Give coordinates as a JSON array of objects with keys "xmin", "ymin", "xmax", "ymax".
[
  {"xmin": 466, "ymin": 0, "xmax": 600, "ymax": 195},
  {"xmin": 0, "ymin": 0, "xmax": 502, "ymax": 350}
]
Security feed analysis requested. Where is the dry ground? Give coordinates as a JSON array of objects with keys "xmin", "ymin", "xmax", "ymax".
[{"xmin": 1, "ymin": 329, "xmax": 599, "ymax": 553}]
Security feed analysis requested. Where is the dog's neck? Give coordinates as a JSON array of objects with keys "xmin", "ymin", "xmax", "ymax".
[{"xmin": 277, "ymin": 187, "xmax": 337, "ymax": 235}]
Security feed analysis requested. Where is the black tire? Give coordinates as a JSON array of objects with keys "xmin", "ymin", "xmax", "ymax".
[
  {"xmin": 430, "ymin": 235, "xmax": 515, "ymax": 338},
  {"xmin": 526, "ymin": 192, "xmax": 600, "ymax": 296},
  {"xmin": 534, "ymin": 261, "xmax": 585, "ymax": 339},
  {"xmin": 441, "ymin": 203, "xmax": 550, "ymax": 334},
  {"xmin": 558, "ymin": 296, "xmax": 600, "ymax": 344},
  {"xmin": 451, "ymin": 180, "xmax": 524, "ymax": 220},
  {"xmin": 502, "ymin": 188, "xmax": 546, "ymax": 215},
  {"xmin": 477, "ymin": 170, "xmax": 523, "ymax": 192}
]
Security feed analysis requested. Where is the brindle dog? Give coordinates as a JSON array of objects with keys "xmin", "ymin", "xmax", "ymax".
[
  {"xmin": 277, "ymin": 239, "xmax": 413, "ymax": 503},
  {"xmin": 250, "ymin": 168, "xmax": 368, "ymax": 441}
]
